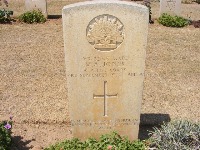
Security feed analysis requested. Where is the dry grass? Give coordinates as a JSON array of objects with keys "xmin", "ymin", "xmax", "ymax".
[{"xmin": 143, "ymin": 24, "xmax": 200, "ymax": 121}]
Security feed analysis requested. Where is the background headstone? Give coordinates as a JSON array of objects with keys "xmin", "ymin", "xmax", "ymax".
[
  {"xmin": 62, "ymin": 0, "xmax": 148, "ymax": 140},
  {"xmin": 25, "ymin": 0, "xmax": 47, "ymax": 18},
  {"xmin": 160, "ymin": 0, "xmax": 181, "ymax": 16}
]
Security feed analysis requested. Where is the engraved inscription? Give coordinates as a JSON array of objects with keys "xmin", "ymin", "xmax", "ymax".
[
  {"xmin": 70, "ymin": 119, "xmax": 140, "ymax": 130},
  {"xmin": 67, "ymin": 55, "xmax": 144, "ymax": 78},
  {"xmin": 87, "ymin": 14, "xmax": 124, "ymax": 51},
  {"xmin": 167, "ymin": 0, "xmax": 176, "ymax": 10},
  {"xmin": 93, "ymin": 81, "xmax": 118, "ymax": 117}
]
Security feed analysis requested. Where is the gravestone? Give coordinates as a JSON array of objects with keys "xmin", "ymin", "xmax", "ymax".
[
  {"xmin": 25, "ymin": 0, "xmax": 47, "ymax": 18},
  {"xmin": 62, "ymin": 0, "xmax": 148, "ymax": 140},
  {"xmin": 160, "ymin": 0, "xmax": 181, "ymax": 16}
]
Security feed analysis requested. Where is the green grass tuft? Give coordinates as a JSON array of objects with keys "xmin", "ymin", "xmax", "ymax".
[
  {"xmin": 158, "ymin": 13, "xmax": 189, "ymax": 27},
  {"xmin": 18, "ymin": 10, "xmax": 46, "ymax": 24}
]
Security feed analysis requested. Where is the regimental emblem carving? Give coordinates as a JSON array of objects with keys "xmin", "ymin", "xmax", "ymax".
[{"xmin": 86, "ymin": 14, "xmax": 124, "ymax": 51}]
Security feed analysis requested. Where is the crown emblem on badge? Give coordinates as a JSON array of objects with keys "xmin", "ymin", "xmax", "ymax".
[{"xmin": 86, "ymin": 14, "xmax": 124, "ymax": 51}]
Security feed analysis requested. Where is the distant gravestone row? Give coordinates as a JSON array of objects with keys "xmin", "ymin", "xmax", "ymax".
[
  {"xmin": 24, "ymin": 0, "xmax": 182, "ymax": 21},
  {"xmin": 62, "ymin": 0, "xmax": 148, "ymax": 140},
  {"xmin": 25, "ymin": 0, "xmax": 47, "ymax": 18},
  {"xmin": 160, "ymin": 0, "xmax": 181, "ymax": 16}
]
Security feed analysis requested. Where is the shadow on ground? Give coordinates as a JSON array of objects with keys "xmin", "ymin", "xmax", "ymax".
[
  {"xmin": 11, "ymin": 136, "xmax": 33, "ymax": 150},
  {"xmin": 139, "ymin": 113, "xmax": 171, "ymax": 140},
  {"xmin": 48, "ymin": 15, "xmax": 62, "ymax": 19}
]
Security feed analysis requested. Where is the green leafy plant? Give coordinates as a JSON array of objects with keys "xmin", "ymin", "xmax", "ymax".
[
  {"xmin": 19, "ymin": 10, "xmax": 46, "ymax": 24},
  {"xmin": 149, "ymin": 120, "xmax": 200, "ymax": 150},
  {"xmin": 45, "ymin": 132, "xmax": 146, "ymax": 150},
  {"xmin": 158, "ymin": 13, "xmax": 189, "ymax": 27},
  {"xmin": 0, "ymin": 0, "xmax": 13, "ymax": 23},
  {"xmin": 0, "ymin": 117, "xmax": 13, "ymax": 150},
  {"xmin": 0, "ymin": 9, "xmax": 13, "ymax": 23}
]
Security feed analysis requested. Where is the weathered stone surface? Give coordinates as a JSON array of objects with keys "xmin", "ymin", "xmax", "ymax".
[
  {"xmin": 25, "ymin": 0, "xmax": 47, "ymax": 18},
  {"xmin": 160, "ymin": 0, "xmax": 181, "ymax": 16},
  {"xmin": 62, "ymin": 0, "xmax": 148, "ymax": 140}
]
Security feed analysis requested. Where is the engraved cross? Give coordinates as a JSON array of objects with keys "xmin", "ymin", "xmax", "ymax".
[{"xmin": 93, "ymin": 81, "xmax": 118, "ymax": 117}]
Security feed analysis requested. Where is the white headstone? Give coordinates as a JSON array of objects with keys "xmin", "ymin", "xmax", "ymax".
[
  {"xmin": 25, "ymin": 0, "xmax": 47, "ymax": 18},
  {"xmin": 160, "ymin": 0, "xmax": 181, "ymax": 16},
  {"xmin": 62, "ymin": 0, "xmax": 148, "ymax": 140}
]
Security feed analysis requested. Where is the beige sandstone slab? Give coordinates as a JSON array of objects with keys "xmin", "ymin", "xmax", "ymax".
[
  {"xmin": 25, "ymin": 0, "xmax": 47, "ymax": 18},
  {"xmin": 62, "ymin": 0, "xmax": 148, "ymax": 140},
  {"xmin": 160, "ymin": 0, "xmax": 181, "ymax": 16}
]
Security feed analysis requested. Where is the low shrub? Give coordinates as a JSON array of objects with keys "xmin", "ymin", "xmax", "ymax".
[
  {"xmin": 158, "ymin": 13, "xmax": 189, "ymax": 27},
  {"xmin": 19, "ymin": 10, "xmax": 46, "ymax": 24},
  {"xmin": 0, "ymin": 120, "xmax": 12, "ymax": 150},
  {"xmin": 0, "ymin": 9, "xmax": 13, "ymax": 23},
  {"xmin": 149, "ymin": 120, "xmax": 200, "ymax": 150},
  {"xmin": 45, "ymin": 132, "xmax": 146, "ymax": 150},
  {"xmin": 182, "ymin": 0, "xmax": 193, "ymax": 4}
]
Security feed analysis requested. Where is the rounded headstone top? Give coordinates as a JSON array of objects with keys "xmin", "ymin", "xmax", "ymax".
[{"xmin": 62, "ymin": 0, "xmax": 148, "ymax": 12}]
